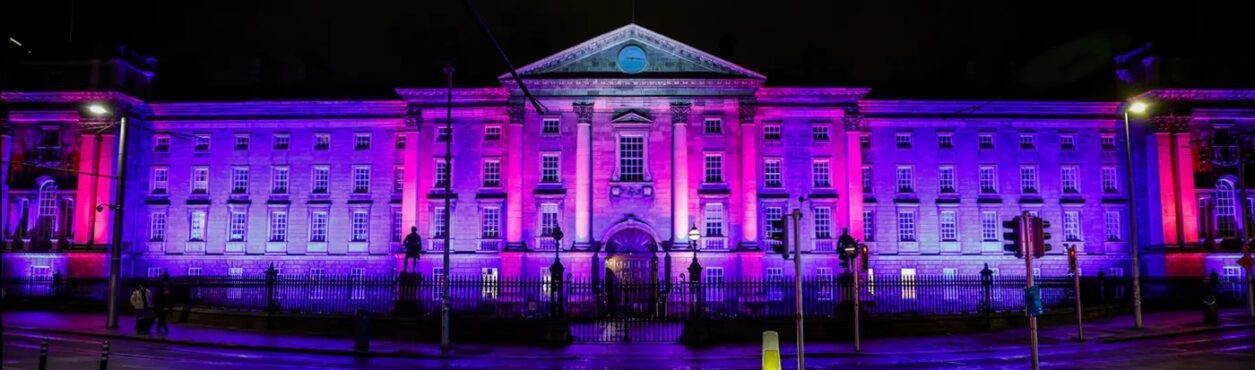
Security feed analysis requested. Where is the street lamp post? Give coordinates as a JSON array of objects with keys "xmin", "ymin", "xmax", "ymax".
[
  {"xmin": 1122, "ymin": 101, "xmax": 1148, "ymax": 329},
  {"xmin": 88, "ymin": 104, "xmax": 128, "ymax": 330},
  {"xmin": 687, "ymin": 225, "xmax": 701, "ymax": 317},
  {"xmin": 440, "ymin": 65, "xmax": 454, "ymax": 350},
  {"xmin": 551, "ymin": 227, "xmax": 565, "ymax": 317}
]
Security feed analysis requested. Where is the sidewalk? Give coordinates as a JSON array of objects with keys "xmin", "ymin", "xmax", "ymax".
[{"xmin": 2, "ymin": 309, "xmax": 1252, "ymax": 359}]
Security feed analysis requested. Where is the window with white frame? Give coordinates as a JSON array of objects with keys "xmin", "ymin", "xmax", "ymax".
[
  {"xmin": 309, "ymin": 210, "xmax": 328, "ymax": 242},
  {"xmin": 940, "ymin": 210, "xmax": 958, "ymax": 241},
  {"xmin": 1060, "ymin": 135, "xmax": 1075, "ymax": 150},
  {"xmin": 817, "ymin": 267, "xmax": 834, "ymax": 301},
  {"xmin": 979, "ymin": 166, "xmax": 997, "ymax": 193},
  {"xmin": 814, "ymin": 206, "xmax": 833, "ymax": 239},
  {"xmin": 149, "ymin": 212, "xmax": 166, "ymax": 241},
  {"xmin": 481, "ymin": 206, "xmax": 501, "ymax": 239},
  {"xmin": 1101, "ymin": 167, "xmax": 1118, "ymax": 193},
  {"xmin": 901, "ymin": 268, "xmax": 917, "ymax": 299},
  {"xmin": 1064, "ymin": 210, "xmax": 1082, "ymax": 241},
  {"xmin": 188, "ymin": 209, "xmax": 207, "ymax": 241},
  {"xmin": 484, "ymin": 126, "xmax": 501, "ymax": 141},
  {"xmin": 234, "ymin": 134, "xmax": 249, "ymax": 151},
  {"xmin": 191, "ymin": 167, "xmax": 209, "ymax": 194},
  {"xmin": 764, "ymin": 125, "xmax": 782, "ymax": 141},
  {"xmin": 274, "ymin": 133, "xmax": 290, "ymax": 150},
  {"xmin": 618, "ymin": 136, "xmax": 645, "ymax": 181},
  {"xmin": 542, "ymin": 119, "xmax": 560, "ymax": 135},
  {"xmin": 354, "ymin": 133, "xmax": 371, "ymax": 150},
  {"xmin": 1217, "ymin": 180, "xmax": 1237, "ymax": 237},
  {"xmin": 705, "ymin": 267, "xmax": 725, "ymax": 301},
  {"xmin": 229, "ymin": 210, "xmax": 247, "ymax": 242},
  {"xmin": 978, "ymin": 133, "xmax": 994, "ymax": 149},
  {"xmin": 391, "ymin": 208, "xmax": 403, "ymax": 242},
  {"xmin": 1100, "ymin": 134, "xmax": 1115, "ymax": 150},
  {"xmin": 394, "ymin": 133, "xmax": 406, "ymax": 149},
  {"xmin": 981, "ymin": 211, "xmax": 998, "ymax": 241},
  {"xmin": 432, "ymin": 207, "xmax": 448, "ymax": 238},
  {"xmin": 63, "ymin": 199, "xmax": 74, "ymax": 239},
  {"xmin": 764, "ymin": 159, "xmax": 783, "ymax": 188},
  {"xmin": 353, "ymin": 165, "xmax": 371, "ymax": 193},
  {"xmin": 896, "ymin": 165, "xmax": 914, "ymax": 192},
  {"xmin": 812, "ymin": 159, "xmax": 831, "ymax": 188},
  {"xmin": 897, "ymin": 209, "xmax": 917, "ymax": 242},
  {"xmin": 938, "ymin": 165, "xmax": 956, "ymax": 193},
  {"xmin": 1020, "ymin": 165, "xmax": 1039, "ymax": 193},
  {"xmin": 862, "ymin": 166, "xmax": 872, "ymax": 193},
  {"xmin": 1061, "ymin": 166, "xmax": 1080, "ymax": 193},
  {"xmin": 271, "ymin": 166, "xmax": 289, "ymax": 194},
  {"xmin": 938, "ymin": 132, "xmax": 954, "ymax": 148},
  {"xmin": 766, "ymin": 267, "xmax": 784, "ymax": 301},
  {"xmin": 765, "ymin": 206, "xmax": 784, "ymax": 240},
  {"xmin": 481, "ymin": 267, "xmax": 499, "ymax": 299},
  {"xmin": 314, "ymin": 133, "xmax": 330, "ymax": 150},
  {"xmin": 1104, "ymin": 211, "xmax": 1121, "ymax": 241},
  {"xmin": 436, "ymin": 126, "xmax": 452, "ymax": 142},
  {"xmin": 312, "ymin": 165, "xmax": 329, "ymax": 193},
  {"xmin": 231, "ymin": 166, "xmax": 249, "ymax": 194},
  {"xmin": 435, "ymin": 160, "xmax": 450, "ymax": 188},
  {"xmin": 483, "ymin": 159, "xmax": 501, "ymax": 188},
  {"xmin": 704, "ymin": 118, "xmax": 722, "ymax": 134},
  {"xmin": 194, "ymin": 134, "xmax": 210, "ymax": 152},
  {"xmin": 812, "ymin": 125, "xmax": 830, "ymax": 141},
  {"xmin": 351, "ymin": 210, "xmax": 369, "ymax": 242},
  {"xmin": 1019, "ymin": 133, "xmax": 1036, "ymax": 149},
  {"xmin": 268, "ymin": 209, "xmax": 287, "ymax": 242},
  {"xmin": 393, "ymin": 166, "xmax": 404, "ymax": 193},
  {"xmin": 154, "ymin": 135, "xmax": 170, "ymax": 152},
  {"xmin": 704, "ymin": 203, "xmax": 725, "ymax": 237},
  {"xmin": 541, "ymin": 153, "xmax": 560, "ymax": 184},
  {"xmin": 863, "ymin": 210, "xmax": 875, "ymax": 241},
  {"xmin": 895, "ymin": 132, "xmax": 912, "ymax": 148},
  {"xmin": 704, "ymin": 154, "xmax": 724, "ymax": 183},
  {"xmin": 150, "ymin": 167, "xmax": 169, "ymax": 194},
  {"xmin": 540, "ymin": 203, "xmax": 559, "ymax": 237}
]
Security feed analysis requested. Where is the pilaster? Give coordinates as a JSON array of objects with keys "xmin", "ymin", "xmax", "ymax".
[{"xmin": 671, "ymin": 102, "xmax": 692, "ymax": 247}]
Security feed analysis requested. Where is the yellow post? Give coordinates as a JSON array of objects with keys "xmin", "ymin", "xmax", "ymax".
[{"xmin": 763, "ymin": 331, "xmax": 782, "ymax": 370}]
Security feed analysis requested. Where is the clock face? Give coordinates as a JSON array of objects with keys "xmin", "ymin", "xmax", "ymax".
[{"xmin": 617, "ymin": 45, "xmax": 648, "ymax": 74}]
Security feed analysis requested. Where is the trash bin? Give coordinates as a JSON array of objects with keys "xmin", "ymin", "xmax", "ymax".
[
  {"xmin": 354, "ymin": 309, "xmax": 370, "ymax": 351},
  {"xmin": 1202, "ymin": 295, "xmax": 1219, "ymax": 326}
]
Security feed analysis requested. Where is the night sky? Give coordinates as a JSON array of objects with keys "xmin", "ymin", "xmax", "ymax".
[{"xmin": 4, "ymin": 1, "xmax": 1253, "ymax": 100}]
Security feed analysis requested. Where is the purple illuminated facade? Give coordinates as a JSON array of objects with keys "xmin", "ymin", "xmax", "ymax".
[{"xmin": 3, "ymin": 25, "xmax": 1254, "ymax": 282}]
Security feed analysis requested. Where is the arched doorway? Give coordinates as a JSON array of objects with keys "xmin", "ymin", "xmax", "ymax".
[{"xmin": 604, "ymin": 227, "xmax": 658, "ymax": 284}]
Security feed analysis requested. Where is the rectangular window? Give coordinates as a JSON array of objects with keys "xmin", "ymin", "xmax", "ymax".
[
  {"xmin": 978, "ymin": 133, "xmax": 994, "ymax": 149},
  {"xmin": 979, "ymin": 166, "xmax": 997, "ymax": 193},
  {"xmin": 940, "ymin": 210, "xmax": 957, "ymax": 241},
  {"xmin": 860, "ymin": 134, "xmax": 871, "ymax": 149},
  {"xmin": 273, "ymin": 133, "xmax": 289, "ymax": 150},
  {"xmin": 814, "ymin": 207, "xmax": 832, "ymax": 239},
  {"xmin": 393, "ymin": 166, "xmax": 405, "ymax": 193},
  {"xmin": 1020, "ymin": 166, "xmax": 1039, "ymax": 193},
  {"xmin": 189, "ymin": 210, "xmax": 207, "ymax": 241},
  {"xmin": 314, "ymin": 133, "xmax": 330, "ymax": 150},
  {"xmin": 432, "ymin": 207, "xmax": 448, "ymax": 238},
  {"xmin": 353, "ymin": 166, "xmax": 371, "ymax": 193},
  {"xmin": 862, "ymin": 166, "xmax": 872, "ymax": 193},
  {"xmin": 150, "ymin": 167, "xmax": 169, "ymax": 194},
  {"xmin": 1105, "ymin": 211, "xmax": 1121, "ymax": 241},
  {"xmin": 1061, "ymin": 166, "xmax": 1080, "ymax": 193},
  {"xmin": 897, "ymin": 210, "xmax": 917, "ymax": 242},
  {"xmin": 764, "ymin": 159, "xmax": 783, "ymax": 188},
  {"xmin": 863, "ymin": 210, "xmax": 875, "ymax": 241},
  {"xmin": 1101, "ymin": 167, "xmax": 1119, "ymax": 193},
  {"xmin": 812, "ymin": 160, "xmax": 831, "ymax": 188},
  {"xmin": 392, "ymin": 208, "xmax": 403, "ymax": 242},
  {"xmin": 1100, "ymin": 134, "xmax": 1115, "ymax": 150},
  {"xmin": 351, "ymin": 210, "xmax": 369, "ymax": 242},
  {"xmin": 271, "ymin": 166, "xmax": 289, "ymax": 194},
  {"xmin": 981, "ymin": 211, "xmax": 998, "ymax": 241},
  {"xmin": 149, "ymin": 212, "xmax": 166, "ymax": 241},
  {"xmin": 704, "ymin": 203, "xmax": 725, "ymax": 237},
  {"xmin": 1060, "ymin": 135, "xmax": 1075, "ymax": 150},
  {"xmin": 541, "ymin": 153, "xmax": 560, "ymax": 184},
  {"xmin": 231, "ymin": 167, "xmax": 249, "ymax": 194},
  {"xmin": 234, "ymin": 134, "xmax": 250, "ymax": 151},
  {"xmin": 766, "ymin": 267, "xmax": 784, "ymax": 301},
  {"xmin": 192, "ymin": 167, "xmax": 209, "ymax": 194},
  {"xmin": 312, "ymin": 166, "xmax": 329, "ymax": 194},
  {"xmin": 812, "ymin": 126, "xmax": 830, "ymax": 141},
  {"xmin": 895, "ymin": 132, "xmax": 912, "ymax": 148},
  {"xmin": 484, "ymin": 126, "xmax": 501, "ymax": 141},
  {"xmin": 938, "ymin": 165, "xmax": 956, "ymax": 193},
  {"xmin": 938, "ymin": 132, "xmax": 954, "ymax": 148},
  {"xmin": 618, "ymin": 136, "xmax": 645, "ymax": 181},
  {"xmin": 437, "ymin": 127, "xmax": 452, "ymax": 142},
  {"xmin": 154, "ymin": 135, "xmax": 170, "ymax": 152},
  {"xmin": 194, "ymin": 134, "xmax": 211, "ymax": 152},
  {"xmin": 1019, "ymin": 133, "xmax": 1036, "ymax": 149},
  {"xmin": 901, "ymin": 268, "xmax": 917, "ymax": 300},
  {"xmin": 764, "ymin": 125, "xmax": 782, "ymax": 141},
  {"xmin": 394, "ymin": 133, "xmax": 406, "ymax": 149},
  {"xmin": 229, "ymin": 210, "xmax": 247, "ymax": 242},
  {"xmin": 435, "ymin": 160, "xmax": 450, "ymax": 188},
  {"xmin": 704, "ymin": 154, "xmax": 724, "ymax": 183},
  {"xmin": 765, "ymin": 207, "xmax": 784, "ymax": 242},
  {"xmin": 540, "ymin": 203, "xmax": 560, "ymax": 237},
  {"xmin": 542, "ymin": 119, "xmax": 560, "ymax": 135},
  {"xmin": 268, "ymin": 210, "xmax": 287, "ymax": 242},
  {"xmin": 309, "ymin": 210, "xmax": 328, "ymax": 242},
  {"xmin": 704, "ymin": 118, "xmax": 723, "ymax": 134},
  {"xmin": 1064, "ymin": 211, "xmax": 1082, "ymax": 241},
  {"xmin": 705, "ymin": 267, "xmax": 725, "ymax": 302},
  {"xmin": 481, "ymin": 207, "xmax": 501, "ymax": 239},
  {"xmin": 817, "ymin": 267, "xmax": 834, "ymax": 301},
  {"xmin": 354, "ymin": 133, "xmax": 371, "ymax": 150},
  {"xmin": 896, "ymin": 165, "xmax": 914, "ymax": 193},
  {"xmin": 483, "ymin": 159, "xmax": 502, "ymax": 188}
]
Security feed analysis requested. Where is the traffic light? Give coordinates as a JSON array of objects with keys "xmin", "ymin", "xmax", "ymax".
[
  {"xmin": 859, "ymin": 244, "xmax": 870, "ymax": 271},
  {"xmin": 1066, "ymin": 245, "xmax": 1078, "ymax": 272},
  {"xmin": 1002, "ymin": 216, "xmax": 1024, "ymax": 258},
  {"xmin": 770, "ymin": 218, "xmax": 789, "ymax": 259},
  {"xmin": 1031, "ymin": 217, "xmax": 1052, "ymax": 258}
]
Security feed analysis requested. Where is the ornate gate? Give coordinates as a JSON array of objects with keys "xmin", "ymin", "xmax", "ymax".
[{"xmin": 571, "ymin": 226, "xmax": 685, "ymax": 342}]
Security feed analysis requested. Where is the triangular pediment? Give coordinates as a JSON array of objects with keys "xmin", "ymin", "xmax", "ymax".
[
  {"xmin": 611, "ymin": 110, "xmax": 653, "ymax": 123},
  {"xmin": 502, "ymin": 24, "xmax": 765, "ymax": 80}
]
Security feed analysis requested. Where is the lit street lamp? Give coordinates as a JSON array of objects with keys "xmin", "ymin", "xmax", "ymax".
[
  {"xmin": 86, "ymin": 103, "xmax": 128, "ymax": 330},
  {"xmin": 687, "ymin": 224, "xmax": 702, "ymax": 317},
  {"xmin": 1122, "ymin": 100, "xmax": 1148, "ymax": 329}
]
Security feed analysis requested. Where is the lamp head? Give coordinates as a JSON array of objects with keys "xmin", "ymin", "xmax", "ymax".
[
  {"xmin": 1127, "ymin": 101, "xmax": 1149, "ymax": 114},
  {"xmin": 86, "ymin": 104, "xmax": 110, "ymax": 116},
  {"xmin": 688, "ymin": 224, "xmax": 701, "ymax": 242}
]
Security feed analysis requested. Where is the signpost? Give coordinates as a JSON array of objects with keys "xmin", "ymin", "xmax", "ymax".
[
  {"xmin": 1241, "ymin": 247, "xmax": 1254, "ymax": 319},
  {"xmin": 1068, "ymin": 244, "xmax": 1085, "ymax": 341},
  {"xmin": 1022, "ymin": 212, "xmax": 1041, "ymax": 370}
]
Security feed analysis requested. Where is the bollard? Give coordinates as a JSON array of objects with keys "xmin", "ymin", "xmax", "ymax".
[
  {"xmin": 99, "ymin": 341, "xmax": 110, "ymax": 370},
  {"xmin": 1203, "ymin": 295, "xmax": 1220, "ymax": 326},
  {"xmin": 354, "ymin": 309, "xmax": 370, "ymax": 352},
  {"xmin": 762, "ymin": 331, "xmax": 781, "ymax": 370},
  {"xmin": 38, "ymin": 339, "xmax": 48, "ymax": 370}
]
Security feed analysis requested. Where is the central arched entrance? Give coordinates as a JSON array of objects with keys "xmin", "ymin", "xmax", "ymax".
[{"xmin": 604, "ymin": 226, "xmax": 658, "ymax": 285}]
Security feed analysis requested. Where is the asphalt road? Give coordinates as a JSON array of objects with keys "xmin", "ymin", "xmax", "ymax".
[{"xmin": 2, "ymin": 327, "xmax": 1253, "ymax": 369}]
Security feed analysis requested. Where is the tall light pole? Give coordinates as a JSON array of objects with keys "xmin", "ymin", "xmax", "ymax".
[
  {"xmin": 88, "ymin": 103, "xmax": 128, "ymax": 329},
  {"xmin": 791, "ymin": 202, "xmax": 805, "ymax": 370},
  {"xmin": 687, "ymin": 225, "xmax": 701, "ymax": 318},
  {"xmin": 1123, "ymin": 100, "xmax": 1148, "ymax": 329},
  {"xmin": 440, "ymin": 65, "xmax": 454, "ymax": 350}
]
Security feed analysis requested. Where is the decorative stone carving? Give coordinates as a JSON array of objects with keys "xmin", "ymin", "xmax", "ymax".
[
  {"xmin": 670, "ymin": 102, "xmax": 691, "ymax": 124},
  {"xmin": 506, "ymin": 103, "xmax": 525, "ymax": 125},
  {"xmin": 404, "ymin": 105, "xmax": 423, "ymax": 128},
  {"xmin": 1151, "ymin": 116, "xmax": 1191, "ymax": 133},
  {"xmin": 738, "ymin": 98, "xmax": 757, "ymax": 124},
  {"xmin": 843, "ymin": 113, "xmax": 867, "ymax": 131},
  {"xmin": 573, "ymin": 102, "xmax": 594, "ymax": 123}
]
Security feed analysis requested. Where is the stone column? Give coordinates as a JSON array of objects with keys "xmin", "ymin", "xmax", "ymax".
[
  {"xmin": 0, "ymin": 119, "xmax": 11, "ymax": 246},
  {"xmin": 506, "ymin": 104, "xmax": 525, "ymax": 250},
  {"xmin": 401, "ymin": 105, "xmax": 423, "ymax": 246},
  {"xmin": 1149, "ymin": 117, "xmax": 1198, "ymax": 248},
  {"xmin": 671, "ymin": 102, "xmax": 692, "ymax": 247},
  {"xmin": 574, "ymin": 102, "xmax": 594, "ymax": 247},
  {"xmin": 93, "ymin": 131, "xmax": 118, "ymax": 246},
  {"xmin": 738, "ymin": 99, "xmax": 759, "ymax": 250},
  {"xmin": 844, "ymin": 114, "xmax": 867, "ymax": 241}
]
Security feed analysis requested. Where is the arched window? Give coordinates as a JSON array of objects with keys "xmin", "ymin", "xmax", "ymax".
[
  {"xmin": 37, "ymin": 180, "xmax": 59, "ymax": 236},
  {"xmin": 1216, "ymin": 180, "xmax": 1237, "ymax": 238}
]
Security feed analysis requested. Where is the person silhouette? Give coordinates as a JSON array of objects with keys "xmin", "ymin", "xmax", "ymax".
[{"xmin": 402, "ymin": 226, "xmax": 422, "ymax": 274}]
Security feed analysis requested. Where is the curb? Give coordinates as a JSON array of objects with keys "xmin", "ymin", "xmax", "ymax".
[
  {"xmin": 3, "ymin": 326, "xmax": 442, "ymax": 359},
  {"xmin": 1097, "ymin": 323, "xmax": 1255, "ymax": 343}
]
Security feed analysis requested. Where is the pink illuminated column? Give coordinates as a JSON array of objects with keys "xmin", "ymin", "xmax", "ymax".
[
  {"xmin": 574, "ymin": 102, "xmax": 594, "ymax": 246},
  {"xmin": 1151, "ymin": 118, "xmax": 1199, "ymax": 247},
  {"xmin": 401, "ymin": 106, "xmax": 423, "ymax": 242},
  {"xmin": 93, "ymin": 131, "xmax": 118, "ymax": 245},
  {"xmin": 844, "ymin": 114, "xmax": 866, "ymax": 241},
  {"xmin": 671, "ymin": 102, "xmax": 691, "ymax": 245},
  {"xmin": 506, "ymin": 104, "xmax": 524, "ymax": 248},
  {"xmin": 738, "ymin": 100, "xmax": 759, "ymax": 249}
]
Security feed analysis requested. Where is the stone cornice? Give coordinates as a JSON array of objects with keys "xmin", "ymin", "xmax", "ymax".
[
  {"xmin": 394, "ymin": 88, "xmax": 510, "ymax": 105},
  {"xmin": 500, "ymin": 78, "xmax": 762, "ymax": 96},
  {"xmin": 1136, "ymin": 89, "xmax": 1255, "ymax": 102},
  {"xmin": 859, "ymin": 100, "xmax": 1121, "ymax": 117},
  {"xmin": 0, "ymin": 91, "xmax": 144, "ymax": 107},
  {"xmin": 150, "ymin": 100, "xmax": 405, "ymax": 119},
  {"xmin": 755, "ymin": 87, "xmax": 870, "ymax": 105}
]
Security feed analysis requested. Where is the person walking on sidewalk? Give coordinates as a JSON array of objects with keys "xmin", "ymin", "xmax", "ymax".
[
  {"xmin": 130, "ymin": 283, "xmax": 154, "ymax": 335},
  {"xmin": 153, "ymin": 284, "xmax": 173, "ymax": 335}
]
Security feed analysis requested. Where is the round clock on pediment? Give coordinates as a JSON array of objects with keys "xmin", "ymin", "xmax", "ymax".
[{"xmin": 617, "ymin": 45, "xmax": 648, "ymax": 74}]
